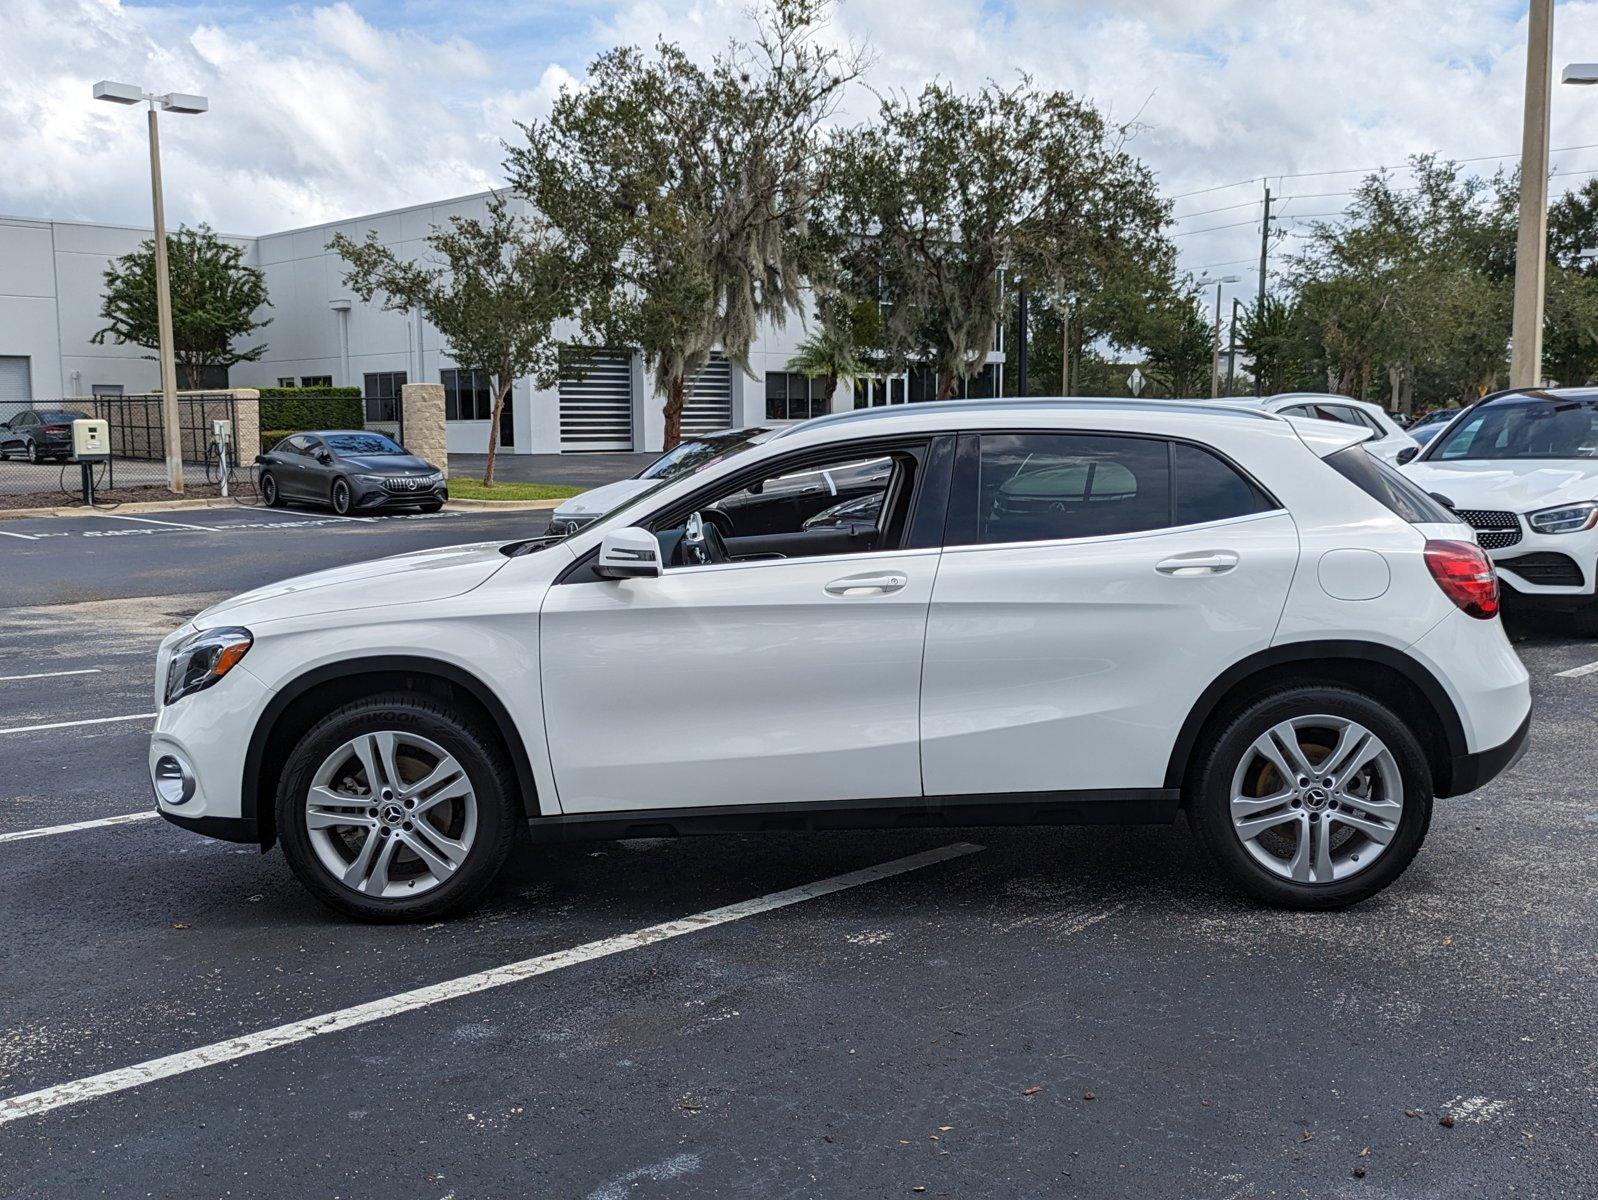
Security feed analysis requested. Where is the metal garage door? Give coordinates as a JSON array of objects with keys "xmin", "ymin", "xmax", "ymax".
[
  {"xmin": 0, "ymin": 357, "xmax": 33, "ymax": 407},
  {"xmin": 682, "ymin": 352, "xmax": 732, "ymax": 436},
  {"xmin": 559, "ymin": 348, "xmax": 634, "ymax": 451}
]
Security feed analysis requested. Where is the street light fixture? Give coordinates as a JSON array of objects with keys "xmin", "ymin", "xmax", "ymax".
[
  {"xmin": 93, "ymin": 79, "xmax": 209, "ymax": 494},
  {"xmin": 1561, "ymin": 63, "xmax": 1598, "ymax": 85},
  {"xmin": 1198, "ymin": 274, "xmax": 1242, "ymax": 398}
]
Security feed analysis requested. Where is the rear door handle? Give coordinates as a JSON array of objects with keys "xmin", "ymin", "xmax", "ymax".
[
  {"xmin": 825, "ymin": 572, "xmax": 908, "ymax": 596},
  {"xmin": 1155, "ymin": 551, "xmax": 1239, "ymax": 576}
]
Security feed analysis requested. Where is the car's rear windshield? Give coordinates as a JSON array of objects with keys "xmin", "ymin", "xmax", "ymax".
[
  {"xmin": 1429, "ymin": 394, "xmax": 1598, "ymax": 460},
  {"xmin": 325, "ymin": 433, "xmax": 405, "ymax": 455},
  {"xmin": 39, "ymin": 411, "xmax": 86, "ymax": 423},
  {"xmin": 1328, "ymin": 446, "xmax": 1457, "ymax": 525}
]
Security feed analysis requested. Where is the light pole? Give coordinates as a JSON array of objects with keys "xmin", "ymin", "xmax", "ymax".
[
  {"xmin": 93, "ymin": 80, "xmax": 208, "ymax": 494},
  {"xmin": 1508, "ymin": 1, "xmax": 1554, "ymax": 389},
  {"xmin": 1226, "ymin": 297, "xmax": 1243, "ymax": 395},
  {"xmin": 1199, "ymin": 274, "xmax": 1241, "ymax": 397}
]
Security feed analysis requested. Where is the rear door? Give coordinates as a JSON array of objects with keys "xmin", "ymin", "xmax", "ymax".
[{"xmin": 919, "ymin": 431, "xmax": 1300, "ymax": 797}]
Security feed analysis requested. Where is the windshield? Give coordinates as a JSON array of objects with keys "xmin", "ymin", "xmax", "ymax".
[
  {"xmin": 324, "ymin": 432, "xmax": 406, "ymax": 456},
  {"xmin": 40, "ymin": 411, "xmax": 88, "ymax": 423},
  {"xmin": 1430, "ymin": 396, "xmax": 1598, "ymax": 461},
  {"xmin": 565, "ymin": 430, "xmax": 775, "ymax": 536},
  {"xmin": 639, "ymin": 430, "xmax": 764, "ymax": 481}
]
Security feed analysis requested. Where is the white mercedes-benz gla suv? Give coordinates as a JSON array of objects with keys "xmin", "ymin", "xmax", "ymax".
[
  {"xmin": 1403, "ymin": 387, "xmax": 1598, "ymax": 633},
  {"xmin": 150, "ymin": 400, "xmax": 1530, "ymax": 920}
]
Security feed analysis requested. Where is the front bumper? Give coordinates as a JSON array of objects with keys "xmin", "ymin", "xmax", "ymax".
[
  {"xmin": 1484, "ymin": 524, "xmax": 1596, "ymax": 599},
  {"xmin": 353, "ymin": 482, "xmax": 448, "ymax": 509},
  {"xmin": 148, "ymin": 660, "xmax": 272, "ymax": 834},
  {"xmin": 1442, "ymin": 711, "xmax": 1531, "ymax": 797},
  {"xmin": 158, "ymin": 810, "xmax": 259, "ymax": 843}
]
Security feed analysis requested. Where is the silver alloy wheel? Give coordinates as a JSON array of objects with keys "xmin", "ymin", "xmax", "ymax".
[
  {"xmin": 262, "ymin": 474, "xmax": 277, "ymax": 505},
  {"xmin": 1229, "ymin": 714, "xmax": 1404, "ymax": 885},
  {"xmin": 332, "ymin": 479, "xmax": 350, "ymax": 514},
  {"xmin": 305, "ymin": 731, "xmax": 478, "ymax": 899}
]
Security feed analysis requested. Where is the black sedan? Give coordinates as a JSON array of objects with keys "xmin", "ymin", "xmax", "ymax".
[
  {"xmin": 256, "ymin": 431, "xmax": 447, "ymax": 514},
  {"xmin": 0, "ymin": 409, "xmax": 89, "ymax": 462}
]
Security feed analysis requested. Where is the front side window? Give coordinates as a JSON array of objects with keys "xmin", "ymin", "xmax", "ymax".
[
  {"xmin": 973, "ymin": 433, "xmax": 1172, "ymax": 544},
  {"xmin": 1431, "ymin": 395, "xmax": 1598, "ymax": 461}
]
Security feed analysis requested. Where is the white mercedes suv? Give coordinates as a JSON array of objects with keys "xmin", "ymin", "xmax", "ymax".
[
  {"xmin": 150, "ymin": 400, "xmax": 1531, "ymax": 920},
  {"xmin": 1404, "ymin": 388, "xmax": 1598, "ymax": 633}
]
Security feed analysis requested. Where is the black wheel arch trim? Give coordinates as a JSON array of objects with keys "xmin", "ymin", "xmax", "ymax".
[
  {"xmin": 242, "ymin": 655, "xmax": 542, "ymax": 847},
  {"xmin": 1163, "ymin": 639, "xmax": 1470, "ymax": 794}
]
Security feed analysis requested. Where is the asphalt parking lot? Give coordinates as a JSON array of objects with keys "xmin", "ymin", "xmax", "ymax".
[{"xmin": 0, "ymin": 506, "xmax": 1594, "ymax": 1198}]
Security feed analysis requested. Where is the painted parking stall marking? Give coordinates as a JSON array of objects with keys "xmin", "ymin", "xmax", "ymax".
[
  {"xmin": 0, "ymin": 811, "xmax": 159, "ymax": 844},
  {"xmin": 0, "ymin": 712, "xmax": 155, "ymax": 735},
  {"xmin": 1554, "ymin": 659, "xmax": 1598, "ymax": 678},
  {"xmin": 0, "ymin": 668, "xmax": 102, "ymax": 682},
  {"xmin": 0, "ymin": 842, "xmax": 983, "ymax": 1127}
]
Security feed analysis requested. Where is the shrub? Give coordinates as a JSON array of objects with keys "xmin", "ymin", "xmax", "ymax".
[{"xmin": 258, "ymin": 387, "xmax": 363, "ymax": 433}]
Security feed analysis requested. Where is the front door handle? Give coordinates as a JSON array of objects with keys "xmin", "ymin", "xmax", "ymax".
[
  {"xmin": 825, "ymin": 572, "xmax": 908, "ymax": 597},
  {"xmin": 1155, "ymin": 551, "xmax": 1239, "ymax": 576}
]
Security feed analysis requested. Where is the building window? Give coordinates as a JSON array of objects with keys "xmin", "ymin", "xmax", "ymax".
[
  {"xmin": 300, "ymin": 375, "xmax": 333, "ymax": 388},
  {"xmin": 363, "ymin": 371, "xmax": 407, "ymax": 422},
  {"xmin": 441, "ymin": 368, "xmax": 494, "ymax": 420},
  {"xmin": 277, "ymin": 377, "xmax": 296, "ymax": 387},
  {"xmin": 765, "ymin": 372, "xmax": 828, "ymax": 421},
  {"xmin": 908, "ymin": 362, "xmax": 1000, "ymax": 402}
]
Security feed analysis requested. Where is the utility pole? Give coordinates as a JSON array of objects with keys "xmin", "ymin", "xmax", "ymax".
[
  {"xmin": 1255, "ymin": 183, "xmax": 1271, "ymax": 396},
  {"xmin": 1210, "ymin": 281, "xmax": 1225, "ymax": 397},
  {"xmin": 1511, "ymin": 0, "xmax": 1555, "ymax": 388},
  {"xmin": 146, "ymin": 104, "xmax": 183, "ymax": 493},
  {"xmin": 1226, "ymin": 297, "xmax": 1242, "ymax": 396},
  {"xmin": 1015, "ymin": 279, "xmax": 1029, "ymax": 396}
]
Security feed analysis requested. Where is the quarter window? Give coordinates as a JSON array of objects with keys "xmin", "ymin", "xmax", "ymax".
[
  {"xmin": 973, "ymin": 433, "xmax": 1172, "ymax": 544},
  {"xmin": 1174, "ymin": 443, "xmax": 1275, "ymax": 525}
]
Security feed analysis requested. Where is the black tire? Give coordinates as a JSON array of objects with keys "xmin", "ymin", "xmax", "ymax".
[
  {"xmin": 25, "ymin": 442, "xmax": 38, "ymax": 464},
  {"xmin": 275, "ymin": 692, "xmax": 520, "ymax": 921},
  {"xmin": 261, "ymin": 471, "xmax": 284, "ymax": 508},
  {"xmin": 331, "ymin": 477, "xmax": 352, "ymax": 515},
  {"xmin": 1187, "ymin": 685, "xmax": 1433, "ymax": 910}
]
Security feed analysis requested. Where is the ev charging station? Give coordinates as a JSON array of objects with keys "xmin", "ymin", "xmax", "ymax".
[
  {"xmin": 71, "ymin": 417, "xmax": 110, "ymax": 505},
  {"xmin": 212, "ymin": 419, "xmax": 232, "ymax": 497}
]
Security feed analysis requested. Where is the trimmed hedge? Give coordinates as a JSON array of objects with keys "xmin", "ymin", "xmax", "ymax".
[{"xmin": 258, "ymin": 387, "xmax": 363, "ymax": 433}]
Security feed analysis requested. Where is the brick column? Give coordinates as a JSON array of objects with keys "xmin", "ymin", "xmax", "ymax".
[
  {"xmin": 230, "ymin": 389, "xmax": 262, "ymax": 464},
  {"xmin": 401, "ymin": 382, "xmax": 448, "ymax": 477}
]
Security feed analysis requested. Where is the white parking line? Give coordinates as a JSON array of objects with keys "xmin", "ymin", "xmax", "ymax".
[
  {"xmin": 1555, "ymin": 659, "xmax": 1598, "ymax": 678},
  {"xmin": 0, "ymin": 713, "xmax": 155, "ymax": 735},
  {"xmin": 0, "ymin": 811, "xmax": 158, "ymax": 844},
  {"xmin": 0, "ymin": 528, "xmax": 40, "ymax": 540},
  {"xmin": 94, "ymin": 513, "xmax": 217, "ymax": 533},
  {"xmin": 0, "ymin": 841, "xmax": 983, "ymax": 1127},
  {"xmin": 0, "ymin": 668, "xmax": 102, "ymax": 682}
]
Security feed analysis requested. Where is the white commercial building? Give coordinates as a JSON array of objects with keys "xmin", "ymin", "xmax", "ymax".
[{"xmin": 0, "ymin": 192, "xmax": 1004, "ymax": 455}]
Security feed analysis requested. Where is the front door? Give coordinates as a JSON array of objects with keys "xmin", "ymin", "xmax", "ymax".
[
  {"xmin": 920, "ymin": 432, "xmax": 1299, "ymax": 797},
  {"xmin": 539, "ymin": 442, "xmax": 939, "ymax": 813}
]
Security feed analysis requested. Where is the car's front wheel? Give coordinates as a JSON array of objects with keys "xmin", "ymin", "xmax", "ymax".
[
  {"xmin": 331, "ymin": 477, "xmax": 352, "ymax": 515},
  {"xmin": 1188, "ymin": 686, "xmax": 1432, "ymax": 909},
  {"xmin": 275, "ymin": 693, "xmax": 520, "ymax": 921}
]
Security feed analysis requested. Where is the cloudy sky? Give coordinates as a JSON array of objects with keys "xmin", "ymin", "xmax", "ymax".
[{"xmin": 9, "ymin": 0, "xmax": 1598, "ymax": 304}]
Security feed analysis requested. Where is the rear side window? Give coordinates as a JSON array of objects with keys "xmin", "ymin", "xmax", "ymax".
[
  {"xmin": 1327, "ymin": 446, "xmax": 1455, "ymax": 524},
  {"xmin": 973, "ymin": 433, "xmax": 1171, "ymax": 543},
  {"xmin": 1173, "ymin": 443, "xmax": 1276, "ymax": 525}
]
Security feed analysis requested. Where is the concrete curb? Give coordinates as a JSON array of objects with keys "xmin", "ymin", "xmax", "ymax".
[
  {"xmin": 444, "ymin": 498, "xmax": 564, "ymax": 512},
  {"xmin": 0, "ymin": 497, "xmax": 248, "ymax": 521}
]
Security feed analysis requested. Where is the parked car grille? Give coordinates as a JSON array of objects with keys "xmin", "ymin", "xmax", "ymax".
[
  {"xmin": 381, "ymin": 474, "xmax": 441, "ymax": 494},
  {"xmin": 1455, "ymin": 509, "xmax": 1522, "ymax": 549},
  {"xmin": 1496, "ymin": 552, "xmax": 1585, "ymax": 587}
]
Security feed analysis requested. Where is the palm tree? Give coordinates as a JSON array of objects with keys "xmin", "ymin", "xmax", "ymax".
[{"xmin": 786, "ymin": 326, "xmax": 869, "ymax": 408}]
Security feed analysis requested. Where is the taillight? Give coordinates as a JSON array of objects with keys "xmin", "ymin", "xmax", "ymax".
[
  {"xmin": 1424, "ymin": 539, "xmax": 1499, "ymax": 619},
  {"xmin": 43, "ymin": 425, "xmax": 67, "ymax": 434}
]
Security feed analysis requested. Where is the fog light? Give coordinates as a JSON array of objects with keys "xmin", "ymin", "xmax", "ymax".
[{"xmin": 153, "ymin": 754, "xmax": 196, "ymax": 806}]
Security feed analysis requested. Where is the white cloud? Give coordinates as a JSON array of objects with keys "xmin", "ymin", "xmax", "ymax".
[{"xmin": 8, "ymin": 0, "xmax": 1598, "ymax": 309}]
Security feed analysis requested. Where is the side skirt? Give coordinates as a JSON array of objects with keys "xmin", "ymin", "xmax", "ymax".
[{"xmin": 526, "ymin": 789, "xmax": 1180, "ymax": 843}]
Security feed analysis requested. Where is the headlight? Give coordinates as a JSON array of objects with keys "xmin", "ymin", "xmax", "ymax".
[
  {"xmin": 354, "ymin": 474, "xmax": 388, "ymax": 484},
  {"xmin": 164, "ymin": 627, "xmax": 253, "ymax": 705},
  {"xmin": 1528, "ymin": 502, "xmax": 1598, "ymax": 534}
]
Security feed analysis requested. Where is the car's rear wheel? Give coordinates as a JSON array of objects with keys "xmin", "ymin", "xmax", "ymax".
[
  {"xmin": 1188, "ymin": 686, "xmax": 1432, "ymax": 909},
  {"xmin": 260, "ymin": 471, "xmax": 284, "ymax": 507},
  {"xmin": 275, "ymin": 693, "xmax": 519, "ymax": 921},
  {"xmin": 25, "ymin": 442, "xmax": 38, "ymax": 464},
  {"xmin": 331, "ymin": 477, "xmax": 352, "ymax": 515}
]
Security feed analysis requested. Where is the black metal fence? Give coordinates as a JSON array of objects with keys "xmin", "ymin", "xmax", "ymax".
[{"xmin": 0, "ymin": 394, "xmax": 238, "ymax": 506}]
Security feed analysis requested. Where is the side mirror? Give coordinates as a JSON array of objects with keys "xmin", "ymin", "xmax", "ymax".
[
  {"xmin": 595, "ymin": 526, "xmax": 662, "ymax": 579},
  {"xmin": 316, "ymin": 450, "xmax": 333, "ymax": 465},
  {"xmin": 1396, "ymin": 446, "xmax": 1419, "ymax": 465}
]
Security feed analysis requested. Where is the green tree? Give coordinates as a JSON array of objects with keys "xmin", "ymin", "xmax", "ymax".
[
  {"xmin": 508, "ymin": 0, "xmax": 859, "ymax": 448},
  {"xmin": 785, "ymin": 297, "xmax": 872, "ymax": 407},
  {"xmin": 821, "ymin": 79, "xmax": 1172, "ymax": 400},
  {"xmin": 329, "ymin": 192, "xmax": 572, "ymax": 486},
  {"xmin": 1235, "ymin": 294, "xmax": 1312, "ymax": 395},
  {"xmin": 93, "ymin": 224, "xmax": 272, "ymax": 389},
  {"xmin": 1144, "ymin": 300, "xmax": 1214, "ymax": 398}
]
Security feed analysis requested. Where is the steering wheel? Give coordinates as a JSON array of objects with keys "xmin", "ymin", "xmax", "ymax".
[{"xmin": 681, "ymin": 511, "xmax": 729, "ymax": 566}]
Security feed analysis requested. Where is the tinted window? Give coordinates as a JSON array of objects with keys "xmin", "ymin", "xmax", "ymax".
[
  {"xmin": 1328, "ymin": 446, "xmax": 1456, "ymax": 524},
  {"xmin": 325, "ymin": 433, "xmax": 405, "ymax": 455},
  {"xmin": 1174, "ymin": 443, "xmax": 1275, "ymax": 525},
  {"xmin": 976, "ymin": 434, "xmax": 1171, "ymax": 544},
  {"xmin": 282, "ymin": 435, "xmax": 314, "ymax": 455},
  {"xmin": 1431, "ymin": 395, "xmax": 1598, "ymax": 460}
]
